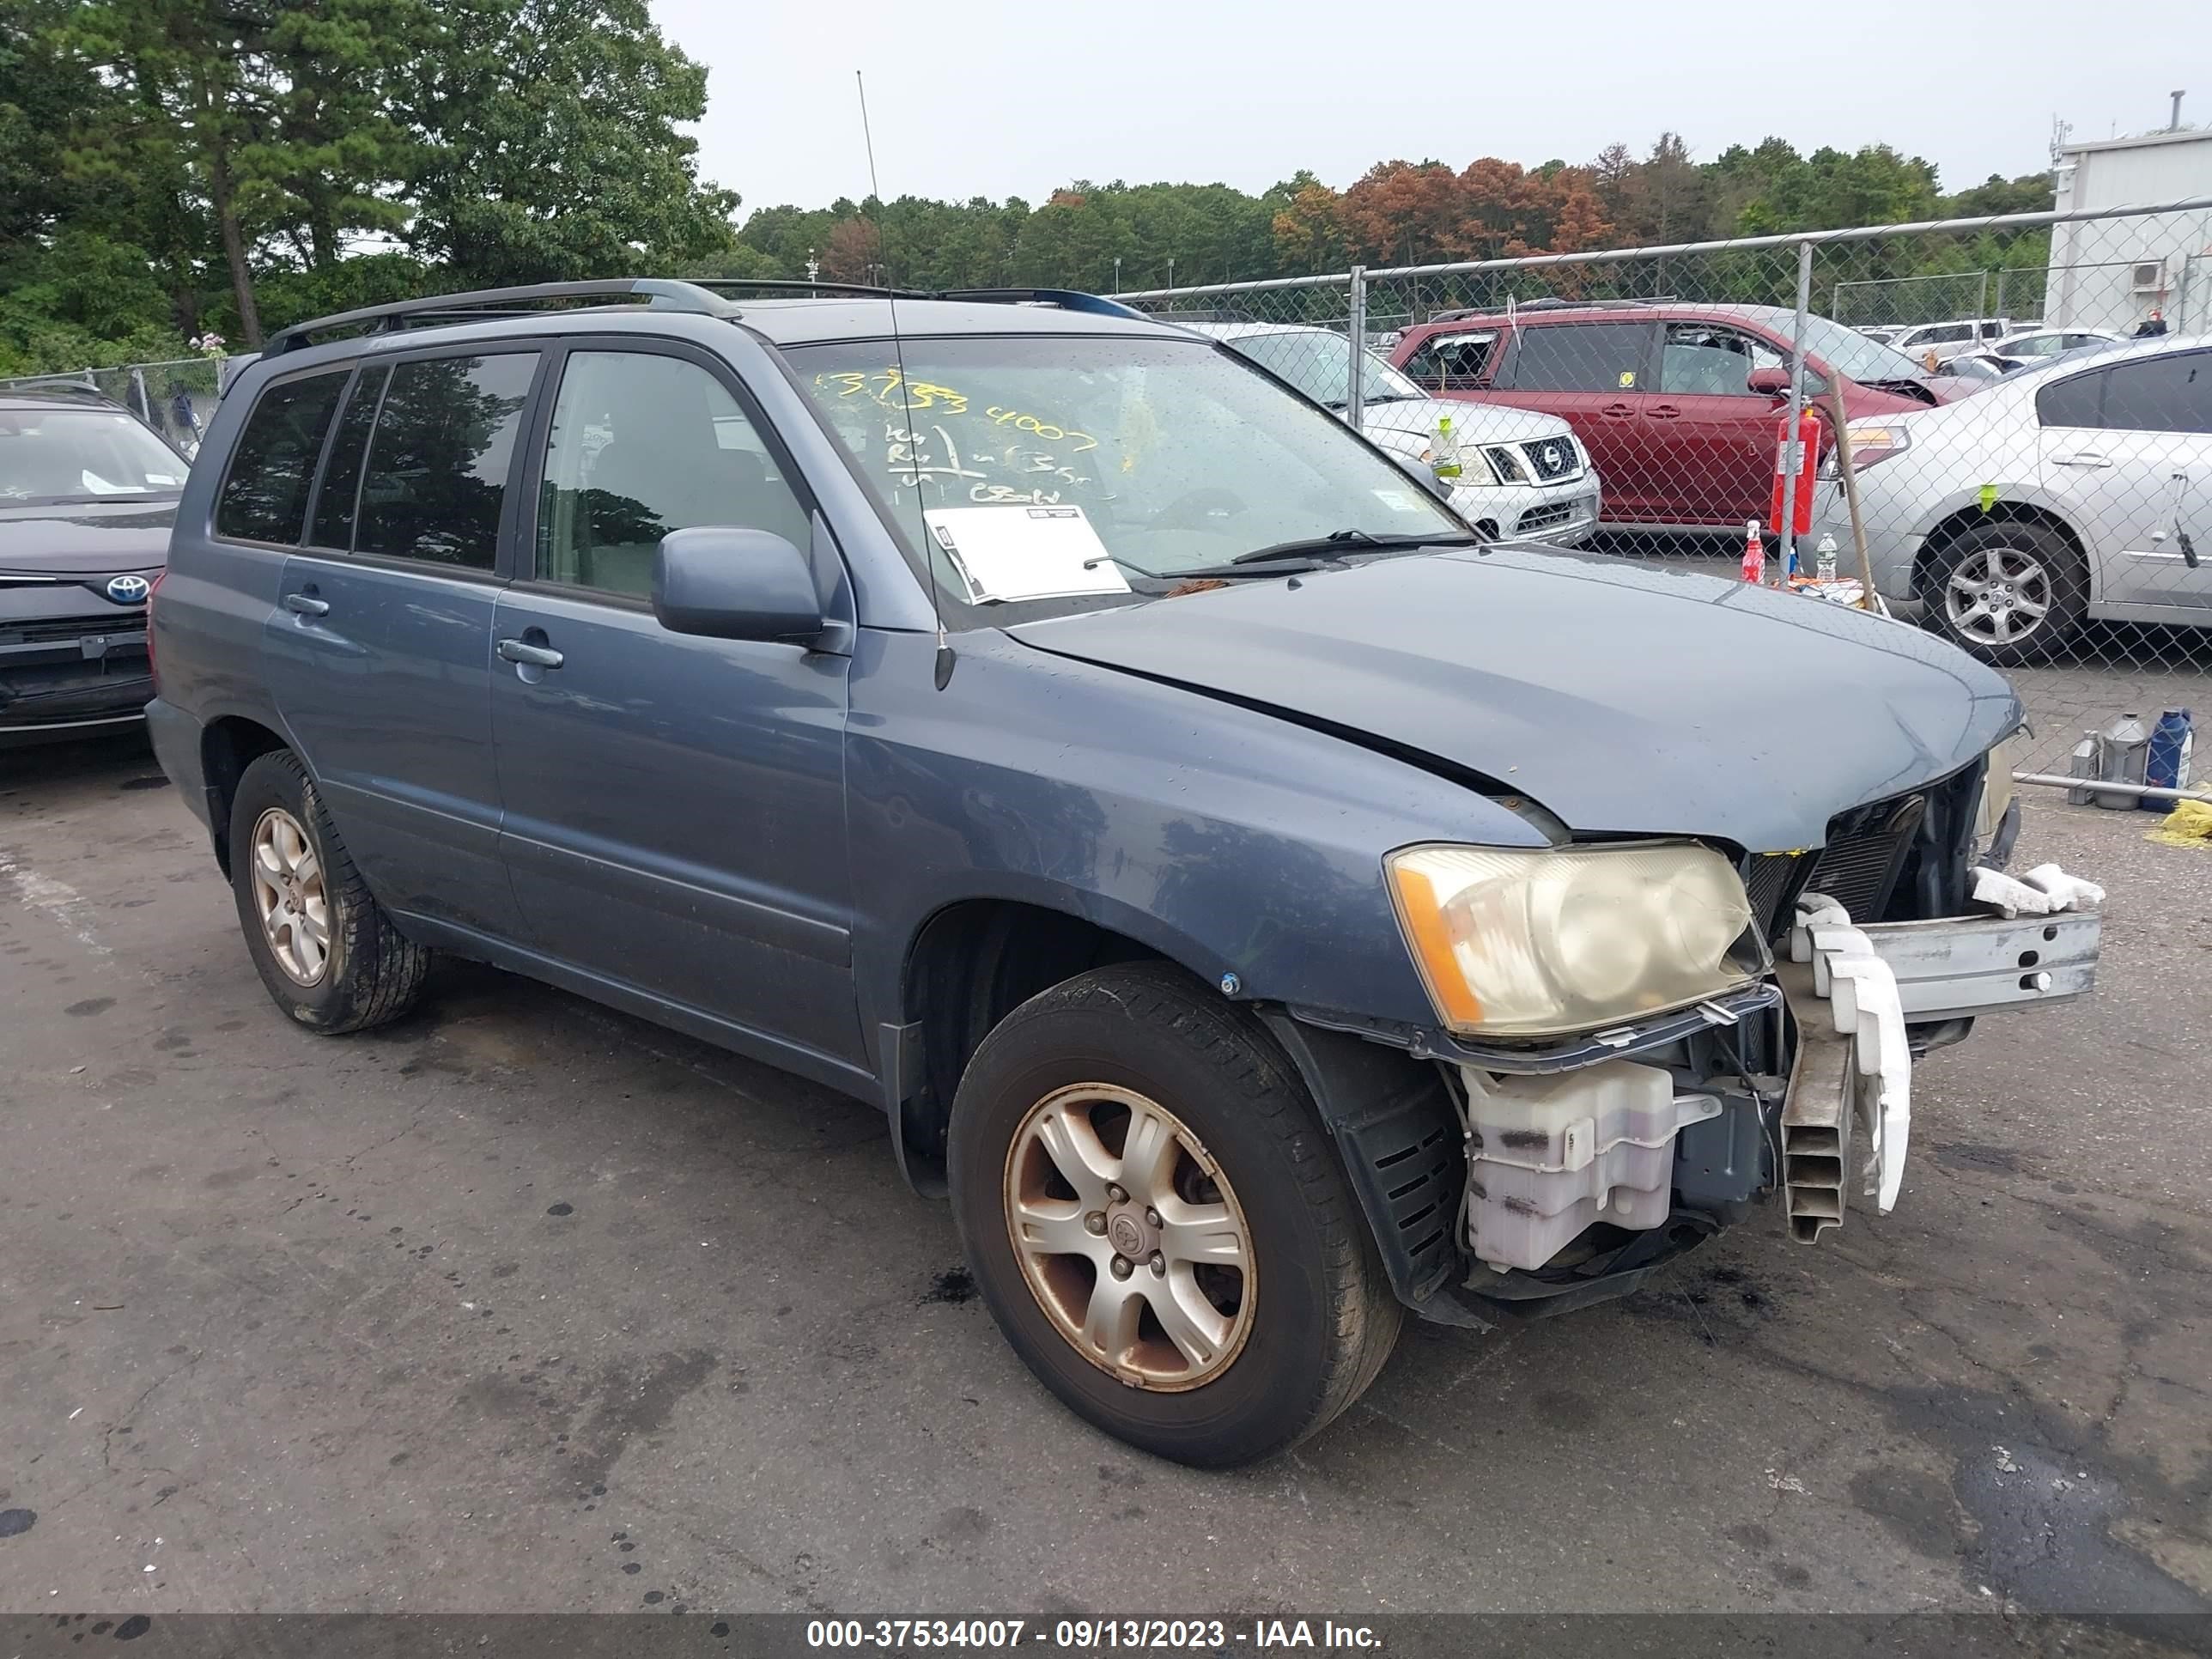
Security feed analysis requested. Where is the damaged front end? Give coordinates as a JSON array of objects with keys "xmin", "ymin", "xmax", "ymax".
[{"xmin": 1269, "ymin": 751, "xmax": 2103, "ymax": 1329}]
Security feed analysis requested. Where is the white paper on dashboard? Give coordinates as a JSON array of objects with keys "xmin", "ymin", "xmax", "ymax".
[{"xmin": 921, "ymin": 505, "xmax": 1132, "ymax": 604}]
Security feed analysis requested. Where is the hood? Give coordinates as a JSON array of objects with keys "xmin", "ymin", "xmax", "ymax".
[
  {"xmin": 1007, "ymin": 548, "xmax": 2019, "ymax": 853},
  {"xmin": 1360, "ymin": 398, "xmax": 1571, "ymax": 446},
  {"xmin": 0, "ymin": 499, "xmax": 176, "ymax": 576},
  {"xmin": 1920, "ymin": 374, "xmax": 1983, "ymax": 404}
]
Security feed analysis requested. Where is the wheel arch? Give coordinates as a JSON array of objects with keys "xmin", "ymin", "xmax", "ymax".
[
  {"xmin": 887, "ymin": 894, "xmax": 1179, "ymax": 1193},
  {"xmin": 200, "ymin": 714, "xmax": 292, "ymax": 877},
  {"xmin": 1912, "ymin": 499, "xmax": 2096, "ymax": 606}
]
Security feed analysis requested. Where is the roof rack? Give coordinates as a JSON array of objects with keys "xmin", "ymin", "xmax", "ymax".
[
  {"xmin": 937, "ymin": 288, "xmax": 1154, "ymax": 321},
  {"xmin": 264, "ymin": 278, "xmax": 745, "ymax": 356},
  {"xmin": 264, "ymin": 276, "xmax": 1157, "ymax": 358},
  {"xmin": 0, "ymin": 377, "xmax": 121, "ymax": 404},
  {"xmin": 682, "ymin": 276, "xmax": 935, "ymax": 301}
]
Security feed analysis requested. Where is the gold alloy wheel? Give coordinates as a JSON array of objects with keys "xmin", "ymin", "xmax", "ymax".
[
  {"xmin": 248, "ymin": 805, "xmax": 331, "ymax": 986},
  {"xmin": 1003, "ymin": 1084, "xmax": 1256, "ymax": 1391}
]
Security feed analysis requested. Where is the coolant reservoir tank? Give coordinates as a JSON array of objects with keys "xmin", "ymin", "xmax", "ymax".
[{"xmin": 1457, "ymin": 1059, "xmax": 1721, "ymax": 1273}]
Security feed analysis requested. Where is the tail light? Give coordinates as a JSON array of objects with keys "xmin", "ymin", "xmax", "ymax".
[{"xmin": 145, "ymin": 569, "xmax": 167, "ymax": 693}]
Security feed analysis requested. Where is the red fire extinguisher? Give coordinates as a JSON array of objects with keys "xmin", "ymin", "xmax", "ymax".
[{"xmin": 1770, "ymin": 404, "xmax": 1821, "ymax": 538}]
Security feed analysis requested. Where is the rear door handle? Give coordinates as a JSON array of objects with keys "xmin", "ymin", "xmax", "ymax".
[
  {"xmin": 1600, "ymin": 402, "xmax": 1637, "ymax": 418},
  {"xmin": 1646, "ymin": 403, "xmax": 1682, "ymax": 420},
  {"xmin": 2051, "ymin": 450, "xmax": 2112, "ymax": 468},
  {"xmin": 496, "ymin": 637, "xmax": 564, "ymax": 669},
  {"xmin": 283, "ymin": 592, "xmax": 330, "ymax": 617}
]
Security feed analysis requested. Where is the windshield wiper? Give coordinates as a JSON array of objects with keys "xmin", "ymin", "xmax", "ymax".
[
  {"xmin": 1322, "ymin": 392, "xmax": 1425, "ymax": 410},
  {"xmin": 1227, "ymin": 528, "xmax": 1478, "ymax": 566},
  {"xmin": 1145, "ymin": 529, "xmax": 1480, "ymax": 581}
]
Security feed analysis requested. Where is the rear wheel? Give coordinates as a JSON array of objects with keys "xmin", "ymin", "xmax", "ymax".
[
  {"xmin": 228, "ymin": 750, "xmax": 429, "ymax": 1033},
  {"xmin": 1928, "ymin": 520, "xmax": 2087, "ymax": 665},
  {"xmin": 949, "ymin": 963, "xmax": 1400, "ymax": 1467}
]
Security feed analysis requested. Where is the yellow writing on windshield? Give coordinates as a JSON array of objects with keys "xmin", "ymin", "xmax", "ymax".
[{"xmin": 813, "ymin": 371, "xmax": 1098, "ymax": 454}]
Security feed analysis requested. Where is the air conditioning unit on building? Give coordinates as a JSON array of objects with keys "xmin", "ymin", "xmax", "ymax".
[{"xmin": 2131, "ymin": 258, "xmax": 2166, "ymax": 293}]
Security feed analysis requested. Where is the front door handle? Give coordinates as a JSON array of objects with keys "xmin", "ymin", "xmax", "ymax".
[
  {"xmin": 283, "ymin": 592, "xmax": 330, "ymax": 617},
  {"xmin": 496, "ymin": 637, "xmax": 564, "ymax": 669},
  {"xmin": 1646, "ymin": 403, "xmax": 1682, "ymax": 420},
  {"xmin": 2051, "ymin": 450, "xmax": 2112, "ymax": 468},
  {"xmin": 1600, "ymin": 401, "xmax": 1637, "ymax": 418}
]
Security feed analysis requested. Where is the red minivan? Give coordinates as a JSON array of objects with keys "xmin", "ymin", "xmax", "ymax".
[{"xmin": 1389, "ymin": 303, "xmax": 1978, "ymax": 530}]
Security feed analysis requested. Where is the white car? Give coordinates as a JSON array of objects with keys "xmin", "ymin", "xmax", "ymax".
[
  {"xmin": 1812, "ymin": 334, "xmax": 2212, "ymax": 663},
  {"xmin": 1184, "ymin": 322, "xmax": 1602, "ymax": 545},
  {"xmin": 1888, "ymin": 318, "xmax": 2023, "ymax": 365},
  {"xmin": 1979, "ymin": 327, "xmax": 2127, "ymax": 373}
]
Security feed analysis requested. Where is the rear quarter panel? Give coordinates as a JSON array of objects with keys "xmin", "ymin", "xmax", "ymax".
[{"xmin": 153, "ymin": 364, "xmax": 299, "ymax": 737}]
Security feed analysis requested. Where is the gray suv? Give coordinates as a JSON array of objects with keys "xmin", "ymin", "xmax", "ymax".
[{"xmin": 146, "ymin": 279, "xmax": 2098, "ymax": 1467}]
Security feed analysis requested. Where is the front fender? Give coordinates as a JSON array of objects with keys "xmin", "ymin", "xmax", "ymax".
[{"xmin": 843, "ymin": 626, "xmax": 1546, "ymax": 1046}]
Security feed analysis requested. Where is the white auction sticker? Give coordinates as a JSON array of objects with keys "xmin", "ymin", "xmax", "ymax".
[{"xmin": 922, "ymin": 504, "xmax": 1132, "ymax": 604}]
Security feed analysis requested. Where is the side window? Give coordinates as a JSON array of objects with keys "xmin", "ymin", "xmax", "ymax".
[
  {"xmin": 537, "ymin": 350, "xmax": 811, "ymax": 599},
  {"xmin": 2036, "ymin": 368, "xmax": 2106, "ymax": 428},
  {"xmin": 2100, "ymin": 354, "xmax": 2212, "ymax": 435},
  {"xmin": 355, "ymin": 354, "xmax": 537, "ymax": 570},
  {"xmin": 1434, "ymin": 333, "xmax": 1496, "ymax": 387},
  {"xmin": 1659, "ymin": 325, "xmax": 1786, "ymax": 396},
  {"xmin": 1504, "ymin": 324, "xmax": 1649, "ymax": 393},
  {"xmin": 1400, "ymin": 340, "xmax": 1441, "ymax": 386},
  {"xmin": 215, "ymin": 370, "xmax": 347, "ymax": 544},
  {"xmin": 305, "ymin": 367, "xmax": 387, "ymax": 550}
]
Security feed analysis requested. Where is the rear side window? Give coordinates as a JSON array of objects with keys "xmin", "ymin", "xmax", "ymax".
[
  {"xmin": 216, "ymin": 370, "xmax": 347, "ymax": 544},
  {"xmin": 1402, "ymin": 331, "xmax": 1497, "ymax": 389},
  {"xmin": 2036, "ymin": 369, "xmax": 2105, "ymax": 428},
  {"xmin": 355, "ymin": 354, "xmax": 537, "ymax": 570},
  {"xmin": 1504, "ymin": 323, "xmax": 1650, "ymax": 392},
  {"xmin": 2100, "ymin": 353, "xmax": 2212, "ymax": 434},
  {"xmin": 306, "ymin": 367, "xmax": 387, "ymax": 551}
]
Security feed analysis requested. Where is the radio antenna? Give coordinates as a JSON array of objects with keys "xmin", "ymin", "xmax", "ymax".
[{"xmin": 857, "ymin": 70, "xmax": 954, "ymax": 690}]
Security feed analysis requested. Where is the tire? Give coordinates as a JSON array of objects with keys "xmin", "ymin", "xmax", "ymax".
[
  {"xmin": 228, "ymin": 749, "xmax": 429, "ymax": 1034},
  {"xmin": 948, "ymin": 963, "xmax": 1401, "ymax": 1468},
  {"xmin": 1927, "ymin": 520, "xmax": 2087, "ymax": 665}
]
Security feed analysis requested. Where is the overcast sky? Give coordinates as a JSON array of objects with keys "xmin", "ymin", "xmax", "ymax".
[{"xmin": 654, "ymin": 0, "xmax": 2195, "ymax": 216}]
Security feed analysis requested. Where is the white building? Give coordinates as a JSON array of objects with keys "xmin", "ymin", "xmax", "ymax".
[{"xmin": 2047, "ymin": 126, "xmax": 2212, "ymax": 333}]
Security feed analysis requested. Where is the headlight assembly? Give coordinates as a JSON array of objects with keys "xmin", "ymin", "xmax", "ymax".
[
  {"xmin": 1419, "ymin": 441, "xmax": 1498, "ymax": 488},
  {"xmin": 1385, "ymin": 842, "xmax": 1759, "ymax": 1038}
]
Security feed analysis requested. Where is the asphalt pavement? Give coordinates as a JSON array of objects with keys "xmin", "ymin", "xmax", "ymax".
[{"xmin": 2, "ymin": 732, "xmax": 2209, "ymax": 1618}]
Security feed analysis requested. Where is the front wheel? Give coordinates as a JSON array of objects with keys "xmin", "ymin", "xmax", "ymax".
[
  {"xmin": 1928, "ymin": 520, "xmax": 2088, "ymax": 665},
  {"xmin": 948, "ymin": 963, "xmax": 1401, "ymax": 1467}
]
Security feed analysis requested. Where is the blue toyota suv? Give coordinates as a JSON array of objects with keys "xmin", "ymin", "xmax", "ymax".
[{"xmin": 146, "ymin": 279, "xmax": 2096, "ymax": 1465}]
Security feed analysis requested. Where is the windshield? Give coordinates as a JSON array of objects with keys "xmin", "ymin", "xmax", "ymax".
[
  {"xmin": 1220, "ymin": 330, "xmax": 1426, "ymax": 407},
  {"xmin": 793, "ymin": 334, "xmax": 1465, "ymax": 619},
  {"xmin": 0, "ymin": 406, "xmax": 185, "ymax": 504},
  {"xmin": 0, "ymin": 407, "xmax": 185, "ymax": 504},
  {"xmin": 1793, "ymin": 314, "xmax": 1930, "ymax": 385}
]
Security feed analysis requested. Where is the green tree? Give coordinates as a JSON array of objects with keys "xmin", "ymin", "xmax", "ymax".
[
  {"xmin": 250, "ymin": 0, "xmax": 439, "ymax": 273},
  {"xmin": 51, "ymin": 0, "xmax": 270, "ymax": 340},
  {"xmin": 400, "ymin": 0, "xmax": 739, "ymax": 285}
]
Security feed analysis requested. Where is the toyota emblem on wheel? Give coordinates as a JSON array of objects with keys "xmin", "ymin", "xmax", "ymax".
[{"xmin": 106, "ymin": 574, "xmax": 152, "ymax": 605}]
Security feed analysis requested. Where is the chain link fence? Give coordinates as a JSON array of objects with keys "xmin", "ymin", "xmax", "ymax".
[
  {"xmin": 1117, "ymin": 198, "xmax": 2212, "ymax": 798},
  {"xmin": 0, "ymin": 356, "xmax": 234, "ymax": 460}
]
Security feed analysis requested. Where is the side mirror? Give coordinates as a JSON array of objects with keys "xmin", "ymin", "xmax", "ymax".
[
  {"xmin": 1389, "ymin": 448, "xmax": 1455, "ymax": 502},
  {"xmin": 1746, "ymin": 367, "xmax": 1792, "ymax": 398},
  {"xmin": 653, "ymin": 526, "xmax": 823, "ymax": 644}
]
